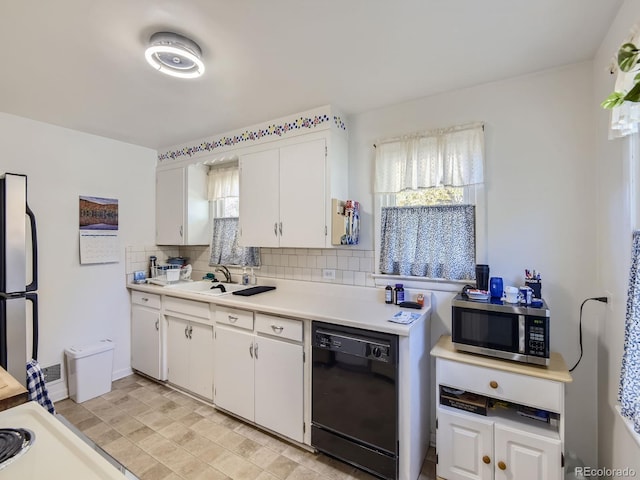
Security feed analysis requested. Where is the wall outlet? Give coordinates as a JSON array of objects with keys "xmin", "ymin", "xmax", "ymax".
[
  {"xmin": 322, "ymin": 269, "xmax": 336, "ymax": 280},
  {"xmin": 41, "ymin": 363, "xmax": 61, "ymax": 383}
]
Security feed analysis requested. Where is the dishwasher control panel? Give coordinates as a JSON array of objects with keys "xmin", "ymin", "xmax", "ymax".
[{"xmin": 314, "ymin": 329, "xmax": 393, "ymax": 363}]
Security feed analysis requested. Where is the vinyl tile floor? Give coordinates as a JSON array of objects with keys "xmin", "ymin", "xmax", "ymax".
[{"xmin": 55, "ymin": 374, "xmax": 437, "ymax": 480}]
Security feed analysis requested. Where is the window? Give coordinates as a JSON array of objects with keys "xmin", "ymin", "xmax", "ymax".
[
  {"xmin": 207, "ymin": 164, "xmax": 260, "ymax": 267},
  {"xmin": 374, "ymin": 123, "xmax": 485, "ymax": 282},
  {"xmin": 620, "ymin": 133, "xmax": 640, "ymax": 438}
]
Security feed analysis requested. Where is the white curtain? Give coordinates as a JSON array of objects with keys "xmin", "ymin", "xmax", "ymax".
[
  {"xmin": 620, "ymin": 230, "xmax": 640, "ymax": 434},
  {"xmin": 208, "ymin": 166, "xmax": 239, "ymax": 199},
  {"xmin": 375, "ymin": 122, "xmax": 484, "ymax": 193},
  {"xmin": 610, "ymin": 26, "xmax": 640, "ymax": 139},
  {"xmin": 208, "ymin": 165, "xmax": 239, "ymax": 218}
]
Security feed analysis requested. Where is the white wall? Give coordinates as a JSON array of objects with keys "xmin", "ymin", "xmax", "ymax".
[
  {"xmin": 349, "ymin": 63, "xmax": 600, "ymax": 463},
  {"xmin": 594, "ymin": 1, "xmax": 640, "ymax": 475},
  {"xmin": 0, "ymin": 112, "xmax": 157, "ymax": 399}
]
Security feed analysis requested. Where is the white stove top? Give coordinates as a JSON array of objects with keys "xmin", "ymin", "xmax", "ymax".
[{"xmin": 0, "ymin": 402, "xmax": 126, "ymax": 479}]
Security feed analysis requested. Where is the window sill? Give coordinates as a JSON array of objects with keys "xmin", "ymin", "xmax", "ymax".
[
  {"xmin": 372, "ymin": 274, "xmax": 469, "ymax": 293},
  {"xmin": 615, "ymin": 405, "xmax": 640, "ymax": 448}
]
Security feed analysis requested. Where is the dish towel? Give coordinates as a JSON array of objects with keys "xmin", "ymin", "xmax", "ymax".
[{"xmin": 26, "ymin": 359, "xmax": 56, "ymax": 414}]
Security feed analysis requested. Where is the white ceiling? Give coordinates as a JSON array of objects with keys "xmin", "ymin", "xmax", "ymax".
[{"xmin": 0, "ymin": 0, "xmax": 622, "ymax": 150}]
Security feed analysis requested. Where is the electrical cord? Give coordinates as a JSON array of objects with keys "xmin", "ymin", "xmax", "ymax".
[{"xmin": 569, "ymin": 296, "xmax": 608, "ymax": 372}]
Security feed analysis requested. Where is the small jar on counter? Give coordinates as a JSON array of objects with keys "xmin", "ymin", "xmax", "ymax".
[
  {"xmin": 394, "ymin": 284, "xmax": 405, "ymax": 304},
  {"xmin": 385, "ymin": 285, "xmax": 393, "ymax": 304}
]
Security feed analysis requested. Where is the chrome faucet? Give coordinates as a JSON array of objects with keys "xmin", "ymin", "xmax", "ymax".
[{"xmin": 214, "ymin": 265, "xmax": 232, "ymax": 283}]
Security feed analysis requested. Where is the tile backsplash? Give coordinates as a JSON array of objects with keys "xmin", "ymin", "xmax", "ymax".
[{"xmin": 125, "ymin": 245, "xmax": 376, "ymax": 287}]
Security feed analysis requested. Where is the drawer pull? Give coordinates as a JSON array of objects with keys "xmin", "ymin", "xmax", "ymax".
[
  {"xmin": 482, "ymin": 455, "xmax": 491, "ymax": 465},
  {"xmin": 141, "ymin": 297, "xmax": 149, "ymax": 302},
  {"xmin": 228, "ymin": 315, "xmax": 238, "ymax": 323},
  {"xmin": 498, "ymin": 461, "xmax": 507, "ymax": 471},
  {"xmin": 489, "ymin": 380, "xmax": 499, "ymax": 389},
  {"xmin": 271, "ymin": 325, "xmax": 284, "ymax": 334}
]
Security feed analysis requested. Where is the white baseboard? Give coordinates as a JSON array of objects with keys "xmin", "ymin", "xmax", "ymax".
[{"xmin": 45, "ymin": 367, "xmax": 134, "ymax": 404}]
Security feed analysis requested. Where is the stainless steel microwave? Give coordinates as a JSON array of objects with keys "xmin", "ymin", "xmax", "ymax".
[{"xmin": 451, "ymin": 294, "xmax": 550, "ymax": 366}]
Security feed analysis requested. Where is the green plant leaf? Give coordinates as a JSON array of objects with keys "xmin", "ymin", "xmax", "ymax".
[
  {"xmin": 602, "ymin": 91, "xmax": 626, "ymax": 109},
  {"xmin": 618, "ymin": 43, "xmax": 640, "ymax": 72},
  {"xmin": 624, "ymin": 81, "xmax": 640, "ymax": 102}
]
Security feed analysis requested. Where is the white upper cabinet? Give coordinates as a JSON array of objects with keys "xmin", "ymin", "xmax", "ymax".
[
  {"xmin": 238, "ymin": 148, "xmax": 280, "ymax": 247},
  {"xmin": 156, "ymin": 164, "xmax": 210, "ymax": 245},
  {"xmin": 239, "ymin": 133, "xmax": 347, "ymax": 248}
]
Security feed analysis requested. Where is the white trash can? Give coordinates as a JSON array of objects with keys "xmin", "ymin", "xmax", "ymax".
[{"xmin": 65, "ymin": 339, "xmax": 115, "ymax": 403}]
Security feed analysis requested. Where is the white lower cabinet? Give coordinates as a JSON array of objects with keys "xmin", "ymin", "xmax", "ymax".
[
  {"xmin": 166, "ymin": 316, "xmax": 214, "ymax": 401},
  {"xmin": 254, "ymin": 335, "xmax": 303, "ymax": 442},
  {"xmin": 433, "ymin": 336, "xmax": 570, "ymax": 480},
  {"xmin": 214, "ymin": 310, "xmax": 304, "ymax": 443},
  {"xmin": 437, "ymin": 407, "xmax": 561, "ymax": 480},
  {"xmin": 213, "ymin": 324, "xmax": 255, "ymax": 420},
  {"xmin": 131, "ymin": 291, "xmax": 164, "ymax": 380}
]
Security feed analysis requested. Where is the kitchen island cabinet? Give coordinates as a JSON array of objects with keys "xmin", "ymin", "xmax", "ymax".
[{"xmin": 432, "ymin": 335, "xmax": 571, "ymax": 480}]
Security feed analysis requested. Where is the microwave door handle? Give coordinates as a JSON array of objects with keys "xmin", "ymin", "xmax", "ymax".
[
  {"xmin": 518, "ymin": 315, "xmax": 526, "ymax": 353},
  {"xmin": 25, "ymin": 203, "xmax": 38, "ymax": 292}
]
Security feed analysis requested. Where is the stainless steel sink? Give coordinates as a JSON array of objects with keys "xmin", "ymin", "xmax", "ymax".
[{"xmin": 165, "ymin": 280, "xmax": 247, "ymax": 295}]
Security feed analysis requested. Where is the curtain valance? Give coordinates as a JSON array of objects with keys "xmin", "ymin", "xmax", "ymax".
[
  {"xmin": 208, "ymin": 166, "xmax": 239, "ymax": 200},
  {"xmin": 374, "ymin": 122, "xmax": 484, "ymax": 193}
]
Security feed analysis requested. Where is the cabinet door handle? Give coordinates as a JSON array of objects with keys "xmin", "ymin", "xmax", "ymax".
[
  {"xmin": 188, "ymin": 326, "xmax": 193, "ymax": 339},
  {"xmin": 180, "ymin": 225, "xmax": 183, "ymax": 237},
  {"xmin": 497, "ymin": 461, "xmax": 506, "ymax": 470},
  {"xmin": 274, "ymin": 222, "xmax": 278, "ymax": 237},
  {"xmin": 254, "ymin": 342, "xmax": 259, "ymax": 359},
  {"xmin": 155, "ymin": 320, "xmax": 159, "ymax": 331},
  {"xmin": 489, "ymin": 380, "xmax": 499, "ymax": 389},
  {"xmin": 279, "ymin": 222, "xmax": 283, "ymax": 236},
  {"xmin": 482, "ymin": 455, "xmax": 491, "ymax": 464},
  {"xmin": 249, "ymin": 343, "xmax": 254, "ymax": 358},
  {"xmin": 228, "ymin": 315, "xmax": 238, "ymax": 323},
  {"xmin": 271, "ymin": 325, "xmax": 284, "ymax": 334},
  {"xmin": 184, "ymin": 326, "xmax": 189, "ymax": 338}
]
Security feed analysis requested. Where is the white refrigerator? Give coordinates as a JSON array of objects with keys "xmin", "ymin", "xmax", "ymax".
[{"xmin": 0, "ymin": 172, "xmax": 38, "ymax": 386}]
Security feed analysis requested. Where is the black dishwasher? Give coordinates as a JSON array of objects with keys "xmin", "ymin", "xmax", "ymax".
[{"xmin": 311, "ymin": 321, "xmax": 398, "ymax": 480}]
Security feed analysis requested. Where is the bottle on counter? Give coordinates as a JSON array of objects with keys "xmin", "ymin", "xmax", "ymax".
[
  {"xmin": 242, "ymin": 267, "xmax": 250, "ymax": 285},
  {"xmin": 250, "ymin": 267, "xmax": 257, "ymax": 285},
  {"xmin": 149, "ymin": 256, "xmax": 157, "ymax": 278},
  {"xmin": 394, "ymin": 284, "xmax": 405, "ymax": 304},
  {"xmin": 385, "ymin": 285, "xmax": 393, "ymax": 304}
]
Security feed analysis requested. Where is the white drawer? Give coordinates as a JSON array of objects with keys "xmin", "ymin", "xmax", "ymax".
[
  {"xmin": 437, "ymin": 358, "xmax": 563, "ymax": 413},
  {"xmin": 255, "ymin": 313, "xmax": 303, "ymax": 342},
  {"xmin": 163, "ymin": 296, "xmax": 210, "ymax": 320},
  {"xmin": 216, "ymin": 306, "xmax": 254, "ymax": 330},
  {"xmin": 131, "ymin": 290, "xmax": 161, "ymax": 309}
]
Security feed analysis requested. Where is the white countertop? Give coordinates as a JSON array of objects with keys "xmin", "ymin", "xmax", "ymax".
[{"xmin": 129, "ymin": 278, "xmax": 431, "ymax": 336}]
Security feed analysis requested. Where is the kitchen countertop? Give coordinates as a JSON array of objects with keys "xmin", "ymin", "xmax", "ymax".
[
  {"xmin": 128, "ymin": 278, "xmax": 431, "ymax": 336},
  {"xmin": 431, "ymin": 335, "xmax": 573, "ymax": 383},
  {"xmin": 0, "ymin": 367, "xmax": 28, "ymax": 411}
]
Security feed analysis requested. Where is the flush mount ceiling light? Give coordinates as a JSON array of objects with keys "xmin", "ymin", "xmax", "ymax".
[{"xmin": 144, "ymin": 32, "xmax": 205, "ymax": 79}]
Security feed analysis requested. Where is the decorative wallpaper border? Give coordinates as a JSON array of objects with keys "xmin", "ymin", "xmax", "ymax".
[{"xmin": 159, "ymin": 114, "xmax": 347, "ymax": 162}]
